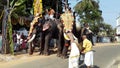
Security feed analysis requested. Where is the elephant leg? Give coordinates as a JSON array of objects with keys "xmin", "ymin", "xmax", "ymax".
[
  {"xmin": 39, "ymin": 34, "xmax": 44, "ymax": 55},
  {"xmin": 25, "ymin": 48, "xmax": 28, "ymax": 53},
  {"xmin": 57, "ymin": 29, "xmax": 64, "ymax": 57},
  {"xmin": 29, "ymin": 42, "xmax": 34, "ymax": 55},
  {"xmin": 56, "ymin": 34, "xmax": 63, "ymax": 57},
  {"xmin": 44, "ymin": 34, "xmax": 51, "ymax": 56},
  {"xmin": 61, "ymin": 40, "xmax": 70, "ymax": 59},
  {"xmin": 25, "ymin": 43, "xmax": 29, "ymax": 53},
  {"xmin": 56, "ymin": 39, "xmax": 62, "ymax": 57},
  {"xmin": 62, "ymin": 45, "xmax": 69, "ymax": 59}
]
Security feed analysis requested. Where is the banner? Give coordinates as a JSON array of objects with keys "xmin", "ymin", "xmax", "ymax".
[
  {"xmin": 116, "ymin": 26, "xmax": 120, "ymax": 35},
  {"xmin": 33, "ymin": 0, "xmax": 43, "ymax": 17},
  {"xmin": 116, "ymin": 16, "xmax": 120, "ymax": 35},
  {"xmin": 116, "ymin": 16, "xmax": 120, "ymax": 26}
]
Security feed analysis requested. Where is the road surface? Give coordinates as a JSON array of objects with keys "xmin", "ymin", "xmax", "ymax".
[{"xmin": 0, "ymin": 45, "xmax": 120, "ymax": 68}]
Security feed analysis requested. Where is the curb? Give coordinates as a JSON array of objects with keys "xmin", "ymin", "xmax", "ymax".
[{"xmin": 94, "ymin": 43, "xmax": 120, "ymax": 47}]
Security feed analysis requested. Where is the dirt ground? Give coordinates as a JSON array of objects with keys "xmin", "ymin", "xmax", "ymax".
[{"xmin": 0, "ymin": 52, "xmax": 48, "ymax": 68}]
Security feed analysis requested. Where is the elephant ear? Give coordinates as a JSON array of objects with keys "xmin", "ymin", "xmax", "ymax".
[{"xmin": 43, "ymin": 23, "xmax": 50, "ymax": 31}]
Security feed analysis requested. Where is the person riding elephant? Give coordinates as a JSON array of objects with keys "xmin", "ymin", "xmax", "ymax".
[
  {"xmin": 48, "ymin": 8, "xmax": 55, "ymax": 20},
  {"xmin": 81, "ymin": 23, "xmax": 94, "ymax": 45}
]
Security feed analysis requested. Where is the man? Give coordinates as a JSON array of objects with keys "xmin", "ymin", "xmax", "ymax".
[
  {"xmin": 81, "ymin": 23, "xmax": 94, "ymax": 45},
  {"xmin": 68, "ymin": 33, "xmax": 80, "ymax": 68},
  {"xmin": 81, "ymin": 35, "xmax": 93, "ymax": 68}
]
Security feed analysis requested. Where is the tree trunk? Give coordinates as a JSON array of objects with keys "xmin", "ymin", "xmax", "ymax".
[
  {"xmin": 8, "ymin": 10, "xmax": 14, "ymax": 55},
  {"xmin": 2, "ymin": 7, "xmax": 10, "ymax": 54}
]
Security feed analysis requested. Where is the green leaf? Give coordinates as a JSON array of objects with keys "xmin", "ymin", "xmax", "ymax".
[{"xmin": 14, "ymin": 0, "xmax": 26, "ymax": 7}]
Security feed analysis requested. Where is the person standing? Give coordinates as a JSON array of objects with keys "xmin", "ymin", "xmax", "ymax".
[
  {"xmin": 81, "ymin": 35, "xmax": 93, "ymax": 68},
  {"xmin": 13, "ymin": 31, "xmax": 17, "ymax": 51},
  {"xmin": 68, "ymin": 33, "xmax": 80, "ymax": 68},
  {"xmin": 16, "ymin": 32, "xmax": 21, "ymax": 45},
  {"xmin": 81, "ymin": 23, "xmax": 94, "ymax": 45}
]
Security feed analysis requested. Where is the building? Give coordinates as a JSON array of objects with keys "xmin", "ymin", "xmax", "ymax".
[{"xmin": 116, "ymin": 16, "xmax": 120, "ymax": 42}]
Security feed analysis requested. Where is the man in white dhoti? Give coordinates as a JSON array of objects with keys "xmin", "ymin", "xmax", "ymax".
[
  {"xmin": 81, "ymin": 35, "xmax": 93, "ymax": 68},
  {"xmin": 68, "ymin": 33, "xmax": 80, "ymax": 68}
]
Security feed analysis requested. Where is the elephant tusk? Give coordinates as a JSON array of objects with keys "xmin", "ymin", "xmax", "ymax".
[{"xmin": 27, "ymin": 34, "xmax": 36, "ymax": 43}]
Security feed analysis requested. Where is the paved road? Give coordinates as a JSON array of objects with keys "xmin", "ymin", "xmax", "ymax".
[
  {"xmin": 1, "ymin": 45, "xmax": 120, "ymax": 68},
  {"xmin": 93, "ymin": 45, "xmax": 120, "ymax": 68}
]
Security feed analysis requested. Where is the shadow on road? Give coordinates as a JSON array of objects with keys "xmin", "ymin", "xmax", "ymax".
[
  {"xmin": 79, "ymin": 60, "xmax": 99, "ymax": 68},
  {"xmin": 79, "ymin": 65, "xmax": 99, "ymax": 68}
]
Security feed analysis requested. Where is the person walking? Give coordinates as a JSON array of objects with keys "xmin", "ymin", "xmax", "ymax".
[{"xmin": 81, "ymin": 35, "xmax": 93, "ymax": 68}]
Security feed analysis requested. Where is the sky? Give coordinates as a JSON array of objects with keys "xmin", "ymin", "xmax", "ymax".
[{"xmin": 69, "ymin": 0, "xmax": 120, "ymax": 28}]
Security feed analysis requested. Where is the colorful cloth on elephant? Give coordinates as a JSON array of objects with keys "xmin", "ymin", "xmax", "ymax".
[
  {"xmin": 69, "ymin": 42, "xmax": 80, "ymax": 68},
  {"xmin": 28, "ymin": 16, "xmax": 39, "ymax": 36},
  {"xmin": 61, "ymin": 11, "xmax": 74, "ymax": 32}
]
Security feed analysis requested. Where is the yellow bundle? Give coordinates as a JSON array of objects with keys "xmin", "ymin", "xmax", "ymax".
[{"xmin": 33, "ymin": 0, "xmax": 43, "ymax": 17}]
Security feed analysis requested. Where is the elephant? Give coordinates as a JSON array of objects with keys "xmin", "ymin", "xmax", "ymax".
[
  {"xmin": 28, "ymin": 18, "xmax": 44, "ymax": 55},
  {"xmin": 41, "ymin": 19, "xmax": 83, "ymax": 57},
  {"xmin": 28, "ymin": 17, "xmax": 84, "ymax": 56},
  {"xmin": 28, "ymin": 18, "xmax": 64, "ymax": 56}
]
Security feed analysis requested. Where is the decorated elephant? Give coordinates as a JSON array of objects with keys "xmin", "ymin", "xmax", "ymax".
[
  {"xmin": 27, "ymin": 18, "xmax": 64, "ymax": 56},
  {"xmin": 27, "ymin": 18, "xmax": 44, "ymax": 55}
]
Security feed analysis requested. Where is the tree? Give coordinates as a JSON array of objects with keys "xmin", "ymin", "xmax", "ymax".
[
  {"xmin": 1, "ymin": 0, "xmax": 28, "ymax": 55},
  {"xmin": 97, "ymin": 22, "xmax": 114, "ymax": 36},
  {"xmin": 74, "ymin": 0, "xmax": 103, "ymax": 34},
  {"xmin": 0, "ymin": 0, "xmax": 63, "ymax": 54},
  {"xmin": 42, "ymin": 0, "xmax": 63, "ymax": 13}
]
